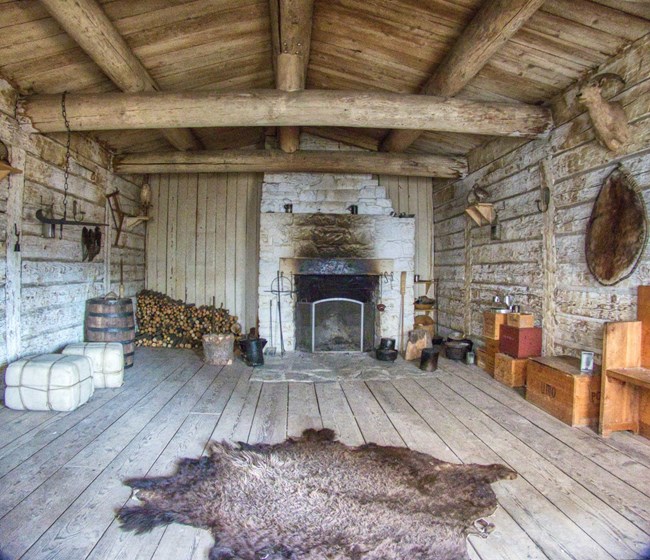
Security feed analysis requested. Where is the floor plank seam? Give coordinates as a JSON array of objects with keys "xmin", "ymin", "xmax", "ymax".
[{"xmin": 430, "ymin": 374, "xmax": 643, "ymax": 560}]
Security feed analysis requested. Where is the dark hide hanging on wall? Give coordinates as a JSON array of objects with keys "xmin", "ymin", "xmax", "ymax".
[
  {"xmin": 586, "ymin": 165, "xmax": 648, "ymax": 286},
  {"xmin": 118, "ymin": 429, "xmax": 517, "ymax": 560}
]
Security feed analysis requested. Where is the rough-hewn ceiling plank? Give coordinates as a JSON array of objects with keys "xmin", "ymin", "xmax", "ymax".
[
  {"xmin": 39, "ymin": 0, "xmax": 203, "ymax": 151},
  {"xmin": 115, "ymin": 149, "xmax": 467, "ymax": 178},
  {"xmin": 24, "ymin": 90, "xmax": 553, "ymax": 138},
  {"xmin": 381, "ymin": 0, "xmax": 545, "ymax": 152}
]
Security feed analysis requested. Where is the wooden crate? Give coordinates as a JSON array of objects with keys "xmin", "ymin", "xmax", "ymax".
[
  {"xmin": 506, "ymin": 313, "xmax": 535, "ymax": 328},
  {"xmin": 526, "ymin": 356, "xmax": 601, "ymax": 427},
  {"xmin": 494, "ymin": 353, "xmax": 528, "ymax": 387},
  {"xmin": 484, "ymin": 336, "xmax": 499, "ymax": 356},
  {"xmin": 484, "ymin": 312, "xmax": 508, "ymax": 339},
  {"xmin": 476, "ymin": 348, "xmax": 495, "ymax": 376}
]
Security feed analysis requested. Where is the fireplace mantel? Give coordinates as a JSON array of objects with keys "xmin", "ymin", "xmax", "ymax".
[{"xmin": 280, "ymin": 258, "xmax": 394, "ymax": 276}]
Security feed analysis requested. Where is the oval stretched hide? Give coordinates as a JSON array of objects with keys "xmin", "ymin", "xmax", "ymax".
[{"xmin": 586, "ymin": 167, "xmax": 647, "ymax": 286}]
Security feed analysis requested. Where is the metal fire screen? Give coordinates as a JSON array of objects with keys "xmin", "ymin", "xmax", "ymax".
[{"xmin": 296, "ymin": 298, "xmax": 374, "ymax": 352}]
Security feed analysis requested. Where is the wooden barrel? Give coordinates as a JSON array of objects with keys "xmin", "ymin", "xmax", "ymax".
[{"xmin": 85, "ymin": 296, "xmax": 135, "ymax": 368}]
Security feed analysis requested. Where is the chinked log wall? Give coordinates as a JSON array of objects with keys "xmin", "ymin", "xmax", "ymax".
[
  {"xmin": 433, "ymin": 35, "xmax": 650, "ymax": 362},
  {"xmin": 0, "ymin": 79, "xmax": 145, "ymax": 367}
]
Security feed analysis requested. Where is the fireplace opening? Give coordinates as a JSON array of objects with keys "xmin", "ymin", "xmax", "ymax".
[{"xmin": 295, "ymin": 275, "xmax": 378, "ymax": 352}]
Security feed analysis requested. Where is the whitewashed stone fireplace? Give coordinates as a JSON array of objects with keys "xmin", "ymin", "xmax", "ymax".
[{"xmin": 258, "ymin": 135, "xmax": 415, "ymax": 352}]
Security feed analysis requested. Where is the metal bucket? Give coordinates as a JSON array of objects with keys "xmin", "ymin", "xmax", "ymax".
[{"xmin": 239, "ymin": 337, "xmax": 267, "ymax": 366}]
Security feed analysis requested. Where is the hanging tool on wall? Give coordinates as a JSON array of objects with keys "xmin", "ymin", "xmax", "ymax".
[{"xmin": 13, "ymin": 224, "xmax": 20, "ymax": 252}]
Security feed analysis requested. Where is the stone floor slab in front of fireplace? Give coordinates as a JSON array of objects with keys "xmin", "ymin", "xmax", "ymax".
[{"xmin": 249, "ymin": 351, "xmax": 440, "ymax": 383}]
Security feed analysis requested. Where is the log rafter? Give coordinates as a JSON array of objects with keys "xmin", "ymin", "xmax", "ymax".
[
  {"xmin": 23, "ymin": 90, "xmax": 553, "ymax": 138},
  {"xmin": 39, "ymin": 0, "xmax": 202, "ymax": 151},
  {"xmin": 380, "ymin": 0, "xmax": 545, "ymax": 153},
  {"xmin": 115, "ymin": 149, "xmax": 467, "ymax": 179}
]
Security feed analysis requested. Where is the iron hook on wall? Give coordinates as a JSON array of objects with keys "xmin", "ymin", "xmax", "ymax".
[
  {"xmin": 13, "ymin": 224, "xmax": 20, "ymax": 252},
  {"xmin": 536, "ymin": 186, "xmax": 551, "ymax": 213}
]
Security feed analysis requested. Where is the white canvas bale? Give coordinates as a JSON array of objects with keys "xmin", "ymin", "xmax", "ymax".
[
  {"xmin": 4, "ymin": 354, "xmax": 94, "ymax": 412},
  {"xmin": 62, "ymin": 342, "xmax": 125, "ymax": 388}
]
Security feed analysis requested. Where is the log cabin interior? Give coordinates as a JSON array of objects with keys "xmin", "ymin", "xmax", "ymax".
[{"xmin": 0, "ymin": 0, "xmax": 649, "ymax": 558}]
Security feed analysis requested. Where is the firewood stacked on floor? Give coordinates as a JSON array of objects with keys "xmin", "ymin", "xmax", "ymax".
[{"xmin": 135, "ymin": 290, "xmax": 239, "ymax": 349}]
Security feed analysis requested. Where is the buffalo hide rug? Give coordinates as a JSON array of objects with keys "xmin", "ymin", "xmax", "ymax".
[{"xmin": 118, "ymin": 429, "xmax": 516, "ymax": 559}]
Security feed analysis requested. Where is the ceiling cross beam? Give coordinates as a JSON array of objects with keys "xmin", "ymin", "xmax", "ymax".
[
  {"xmin": 269, "ymin": 0, "xmax": 315, "ymax": 152},
  {"xmin": 23, "ymin": 90, "xmax": 553, "ymax": 138},
  {"xmin": 115, "ymin": 149, "xmax": 468, "ymax": 178},
  {"xmin": 39, "ymin": 0, "xmax": 203, "ymax": 151},
  {"xmin": 380, "ymin": 0, "xmax": 545, "ymax": 153}
]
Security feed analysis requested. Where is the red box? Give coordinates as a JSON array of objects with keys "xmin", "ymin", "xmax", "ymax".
[{"xmin": 499, "ymin": 325, "xmax": 542, "ymax": 358}]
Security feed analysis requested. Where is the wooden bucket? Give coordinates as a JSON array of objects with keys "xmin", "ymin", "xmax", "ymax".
[{"xmin": 85, "ymin": 295, "xmax": 135, "ymax": 368}]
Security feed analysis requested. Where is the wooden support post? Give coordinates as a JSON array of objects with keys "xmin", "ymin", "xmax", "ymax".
[
  {"xmin": 540, "ymin": 151, "xmax": 557, "ymax": 356},
  {"xmin": 463, "ymin": 218, "xmax": 473, "ymax": 336},
  {"xmin": 5, "ymin": 147, "xmax": 25, "ymax": 362},
  {"xmin": 271, "ymin": 0, "xmax": 314, "ymax": 152},
  {"xmin": 277, "ymin": 53, "xmax": 305, "ymax": 153}
]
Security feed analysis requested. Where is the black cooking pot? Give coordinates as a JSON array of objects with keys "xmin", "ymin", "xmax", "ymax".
[
  {"xmin": 379, "ymin": 338, "xmax": 396, "ymax": 350},
  {"xmin": 446, "ymin": 337, "xmax": 473, "ymax": 352},
  {"xmin": 376, "ymin": 348, "xmax": 398, "ymax": 362},
  {"xmin": 445, "ymin": 341, "xmax": 470, "ymax": 361}
]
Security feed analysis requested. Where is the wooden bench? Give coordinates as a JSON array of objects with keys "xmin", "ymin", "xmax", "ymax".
[{"xmin": 600, "ymin": 286, "xmax": 650, "ymax": 438}]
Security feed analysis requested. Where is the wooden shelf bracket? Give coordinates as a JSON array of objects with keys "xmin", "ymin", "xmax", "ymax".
[
  {"xmin": 465, "ymin": 202, "xmax": 496, "ymax": 226},
  {"xmin": 107, "ymin": 190, "xmax": 149, "ymax": 247}
]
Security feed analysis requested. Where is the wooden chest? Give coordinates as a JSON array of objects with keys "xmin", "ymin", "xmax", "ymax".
[
  {"xmin": 483, "ymin": 311, "xmax": 508, "ymax": 339},
  {"xmin": 526, "ymin": 356, "xmax": 601, "ymax": 427},
  {"xmin": 499, "ymin": 325, "xmax": 542, "ymax": 358},
  {"xmin": 506, "ymin": 313, "xmax": 535, "ymax": 328},
  {"xmin": 494, "ymin": 353, "xmax": 528, "ymax": 387}
]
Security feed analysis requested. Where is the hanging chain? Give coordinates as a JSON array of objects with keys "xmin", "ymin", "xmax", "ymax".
[{"xmin": 61, "ymin": 92, "xmax": 71, "ymax": 220}]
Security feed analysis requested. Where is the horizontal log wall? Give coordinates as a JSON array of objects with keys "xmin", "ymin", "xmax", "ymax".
[
  {"xmin": 0, "ymin": 79, "xmax": 145, "ymax": 367},
  {"xmin": 433, "ymin": 35, "xmax": 650, "ymax": 362},
  {"xmin": 145, "ymin": 173, "xmax": 262, "ymax": 331}
]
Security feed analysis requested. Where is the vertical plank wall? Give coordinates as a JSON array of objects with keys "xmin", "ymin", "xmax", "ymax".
[
  {"xmin": 146, "ymin": 173, "xmax": 262, "ymax": 331},
  {"xmin": 433, "ymin": 35, "xmax": 650, "ymax": 361},
  {"xmin": 381, "ymin": 175, "xmax": 434, "ymax": 281},
  {"xmin": 0, "ymin": 78, "xmax": 145, "ymax": 367}
]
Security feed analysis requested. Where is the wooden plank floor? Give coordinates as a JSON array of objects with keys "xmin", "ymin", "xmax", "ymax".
[{"xmin": 1, "ymin": 348, "xmax": 649, "ymax": 560}]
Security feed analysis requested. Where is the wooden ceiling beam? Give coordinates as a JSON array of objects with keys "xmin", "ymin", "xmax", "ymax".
[
  {"xmin": 381, "ymin": 0, "xmax": 545, "ymax": 153},
  {"xmin": 115, "ymin": 150, "xmax": 467, "ymax": 178},
  {"xmin": 270, "ymin": 0, "xmax": 315, "ymax": 153},
  {"xmin": 39, "ymin": 0, "xmax": 202, "ymax": 151},
  {"xmin": 24, "ymin": 90, "xmax": 553, "ymax": 138}
]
